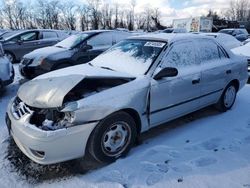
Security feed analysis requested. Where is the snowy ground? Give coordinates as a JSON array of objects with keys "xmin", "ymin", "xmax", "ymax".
[{"xmin": 0, "ymin": 65, "xmax": 250, "ymax": 188}]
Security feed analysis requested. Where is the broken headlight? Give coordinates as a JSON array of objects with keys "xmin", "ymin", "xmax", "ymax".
[
  {"xmin": 40, "ymin": 111, "xmax": 76, "ymax": 130},
  {"xmin": 30, "ymin": 107, "xmax": 76, "ymax": 131}
]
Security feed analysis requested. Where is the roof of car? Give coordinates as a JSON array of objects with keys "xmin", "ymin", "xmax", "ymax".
[{"xmin": 129, "ymin": 33, "xmax": 212, "ymax": 42}]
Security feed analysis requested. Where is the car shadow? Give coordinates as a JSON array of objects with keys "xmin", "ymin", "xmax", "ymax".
[{"xmin": 4, "ymin": 106, "xmax": 220, "ymax": 185}]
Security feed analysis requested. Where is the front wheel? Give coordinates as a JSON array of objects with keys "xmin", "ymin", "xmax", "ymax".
[
  {"xmin": 87, "ymin": 111, "xmax": 137, "ymax": 163},
  {"xmin": 215, "ymin": 83, "xmax": 237, "ymax": 112}
]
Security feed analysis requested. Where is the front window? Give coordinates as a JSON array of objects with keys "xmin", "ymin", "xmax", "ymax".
[
  {"xmin": 55, "ymin": 34, "xmax": 90, "ymax": 49},
  {"xmin": 91, "ymin": 40, "xmax": 166, "ymax": 76}
]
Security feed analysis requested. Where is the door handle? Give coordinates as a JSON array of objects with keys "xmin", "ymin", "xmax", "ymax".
[
  {"xmin": 226, "ymin": 70, "xmax": 232, "ymax": 74},
  {"xmin": 192, "ymin": 78, "xmax": 200, "ymax": 85}
]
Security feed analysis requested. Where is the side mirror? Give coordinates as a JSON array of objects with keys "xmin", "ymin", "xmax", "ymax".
[
  {"xmin": 81, "ymin": 44, "xmax": 93, "ymax": 51},
  {"xmin": 154, "ymin": 67, "xmax": 178, "ymax": 80}
]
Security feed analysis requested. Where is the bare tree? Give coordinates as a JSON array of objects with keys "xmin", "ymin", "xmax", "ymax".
[
  {"xmin": 224, "ymin": 0, "xmax": 250, "ymax": 21},
  {"xmin": 62, "ymin": 3, "xmax": 78, "ymax": 30},
  {"xmin": 88, "ymin": 0, "xmax": 101, "ymax": 29},
  {"xmin": 79, "ymin": 5, "xmax": 90, "ymax": 31}
]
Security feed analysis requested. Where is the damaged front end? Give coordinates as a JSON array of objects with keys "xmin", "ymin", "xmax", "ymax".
[
  {"xmin": 15, "ymin": 75, "xmax": 134, "ymax": 131},
  {"xmin": 12, "ymin": 97, "xmax": 74, "ymax": 131}
]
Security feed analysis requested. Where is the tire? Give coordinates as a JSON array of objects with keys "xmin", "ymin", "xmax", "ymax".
[
  {"xmin": 5, "ymin": 52, "xmax": 15, "ymax": 63},
  {"xmin": 87, "ymin": 111, "xmax": 137, "ymax": 163},
  {"xmin": 215, "ymin": 83, "xmax": 237, "ymax": 112}
]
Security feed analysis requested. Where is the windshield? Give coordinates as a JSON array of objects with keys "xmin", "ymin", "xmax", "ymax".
[
  {"xmin": 91, "ymin": 40, "xmax": 166, "ymax": 76},
  {"xmin": 55, "ymin": 34, "xmax": 90, "ymax": 49},
  {"xmin": 219, "ymin": 30, "xmax": 234, "ymax": 35}
]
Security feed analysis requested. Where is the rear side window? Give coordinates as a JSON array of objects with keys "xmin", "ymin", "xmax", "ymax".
[
  {"xmin": 162, "ymin": 41, "xmax": 197, "ymax": 68},
  {"xmin": 87, "ymin": 32, "xmax": 113, "ymax": 49},
  {"xmin": 198, "ymin": 40, "xmax": 220, "ymax": 62},
  {"xmin": 43, "ymin": 31, "xmax": 58, "ymax": 39},
  {"xmin": 218, "ymin": 46, "xmax": 228, "ymax": 59}
]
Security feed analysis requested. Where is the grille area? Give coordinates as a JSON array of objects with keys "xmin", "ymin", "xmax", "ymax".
[
  {"xmin": 11, "ymin": 97, "xmax": 32, "ymax": 119},
  {"xmin": 248, "ymin": 59, "xmax": 250, "ymax": 67}
]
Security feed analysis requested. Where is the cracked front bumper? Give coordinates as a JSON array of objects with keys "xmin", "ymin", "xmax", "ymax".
[{"xmin": 6, "ymin": 98, "xmax": 97, "ymax": 165}]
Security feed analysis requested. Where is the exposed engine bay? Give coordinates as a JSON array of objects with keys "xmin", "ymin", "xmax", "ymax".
[
  {"xmin": 63, "ymin": 77, "xmax": 133, "ymax": 103},
  {"xmin": 18, "ymin": 77, "xmax": 133, "ymax": 131}
]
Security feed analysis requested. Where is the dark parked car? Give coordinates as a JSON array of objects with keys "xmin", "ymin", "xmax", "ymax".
[
  {"xmin": 1, "ymin": 29, "xmax": 69, "ymax": 63},
  {"xmin": 219, "ymin": 28, "xmax": 249, "ymax": 42},
  {"xmin": 19, "ymin": 30, "xmax": 132, "ymax": 79}
]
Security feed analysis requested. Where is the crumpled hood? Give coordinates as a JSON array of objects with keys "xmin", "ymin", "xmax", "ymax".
[
  {"xmin": 18, "ymin": 75, "xmax": 84, "ymax": 108},
  {"xmin": 18, "ymin": 64, "xmax": 135, "ymax": 108},
  {"xmin": 24, "ymin": 46, "xmax": 68, "ymax": 60}
]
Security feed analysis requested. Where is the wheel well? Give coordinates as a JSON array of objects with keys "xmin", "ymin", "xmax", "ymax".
[
  {"xmin": 122, "ymin": 108, "xmax": 141, "ymax": 135},
  {"xmin": 229, "ymin": 79, "xmax": 240, "ymax": 92},
  {"xmin": 4, "ymin": 50, "xmax": 16, "ymax": 60}
]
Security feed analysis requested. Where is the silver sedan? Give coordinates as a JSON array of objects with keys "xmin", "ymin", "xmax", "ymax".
[{"xmin": 6, "ymin": 34, "xmax": 248, "ymax": 166}]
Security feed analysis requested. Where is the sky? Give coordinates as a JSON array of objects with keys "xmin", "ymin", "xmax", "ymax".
[
  {"xmin": 108, "ymin": 0, "xmax": 231, "ymax": 25},
  {"xmin": 8, "ymin": 0, "xmax": 232, "ymax": 26}
]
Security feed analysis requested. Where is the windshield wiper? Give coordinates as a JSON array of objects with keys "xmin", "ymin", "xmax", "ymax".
[{"xmin": 100, "ymin": 66, "xmax": 115, "ymax": 71}]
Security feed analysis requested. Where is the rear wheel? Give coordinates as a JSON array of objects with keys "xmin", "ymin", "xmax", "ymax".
[
  {"xmin": 87, "ymin": 111, "xmax": 137, "ymax": 163},
  {"xmin": 215, "ymin": 83, "xmax": 237, "ymax": 112}
]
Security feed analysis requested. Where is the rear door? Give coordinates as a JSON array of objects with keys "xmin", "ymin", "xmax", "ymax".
[
  {"xmin": 150, "ymin": 40, "xmax": 202, "ymax": 126},
  {"xmin": 197, "ymin": 39, "xmax": 232, "ymax": 107},
  {"xmin": 39, "ymin": 31, "xmax": 59, "ymax": 47}
]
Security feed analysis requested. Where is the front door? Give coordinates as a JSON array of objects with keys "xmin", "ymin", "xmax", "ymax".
[{"xmin": 150, "ymin": 40, "xmax": 202, "ymax": 127}]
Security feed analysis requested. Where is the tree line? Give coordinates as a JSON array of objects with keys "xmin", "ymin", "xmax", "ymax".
[
  {"xmin": 0, "ymin": 0, "xmax": 164, "ymax": 31},
  {"xmin": 0, "ymin": 0, "xmax": 249, "ymax": 31}
]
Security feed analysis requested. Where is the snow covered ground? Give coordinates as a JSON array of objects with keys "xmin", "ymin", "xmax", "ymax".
[{"xmin": 0, "ymin": 65, "xmax": 250, "ymax": 188}]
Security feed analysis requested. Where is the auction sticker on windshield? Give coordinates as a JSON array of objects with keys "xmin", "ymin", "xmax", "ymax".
[{"xmin": 144, "ymin": 42, "xmax": 165, "ymax": 48}]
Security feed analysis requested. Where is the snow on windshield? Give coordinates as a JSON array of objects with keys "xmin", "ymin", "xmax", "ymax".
[
  {"xmin": 91, "ymin": 40, "xmax": 166, "ymax": 76},
  {"xmin": 55, "ymin": 34, "xmax": 89, "ymax": 49}
]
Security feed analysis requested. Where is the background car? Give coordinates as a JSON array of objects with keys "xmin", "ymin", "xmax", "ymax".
[
  {"xmin": 0, "ymin": 43, "xmax": 14, "ymax": 90},
  {"xmin": 19, "ymin": 30, "xmax": 133, "ymax": 79},
  {"xmin": 219, "ymin": 28, "xmax": 249, "ymax": 42},
  {"xmin": 198, "ymin": 33, "xmax": 242, "ymax": 49},
  {"xmin": 1, "ymin": 29, "xmax": 69, "ymax": 63}
]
